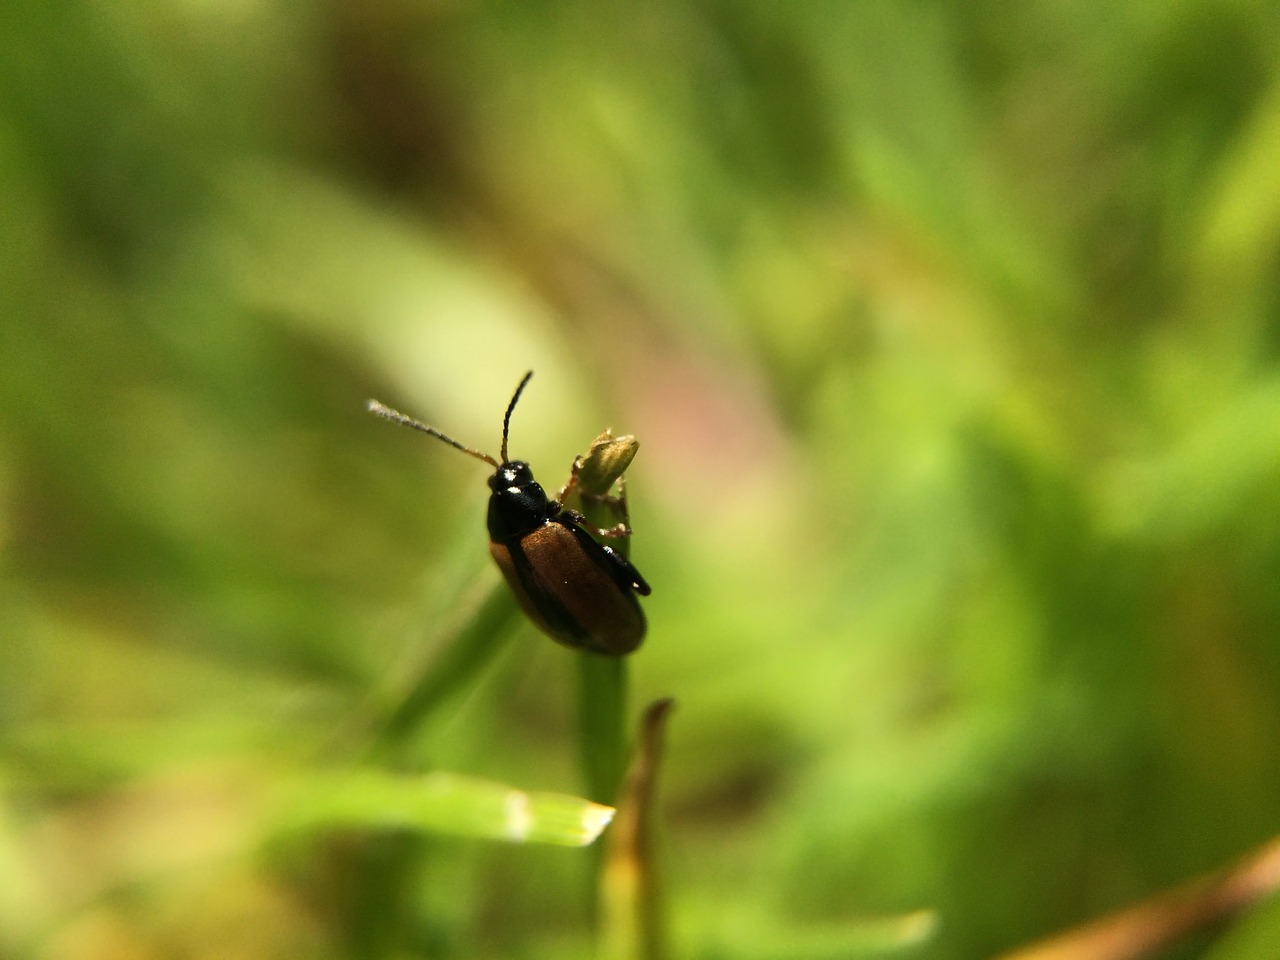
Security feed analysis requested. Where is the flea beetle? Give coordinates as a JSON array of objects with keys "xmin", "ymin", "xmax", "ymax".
[{"xmin": 368, "ymin": 372, "xmax": 650, "ymax": 655}]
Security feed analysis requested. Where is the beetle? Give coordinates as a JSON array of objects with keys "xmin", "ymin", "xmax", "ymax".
[{"xmin": 367, "ymin": 371, "xmax": 650, "ymax": 655}]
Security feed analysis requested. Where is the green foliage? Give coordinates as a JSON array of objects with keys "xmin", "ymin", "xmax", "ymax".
[
  {"xmin": 278, "ymin": 770, "xmax": 615, "ymax": 847},
  {"xmin": 3, "ymin": 1, "xmax": 1280, "ymax": 958}
]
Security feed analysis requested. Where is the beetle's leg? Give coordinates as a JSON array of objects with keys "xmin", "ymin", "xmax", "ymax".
[
  {"xmin": 578, "ymin": 475, "xmax": 630, "ymax": 526},
  {"xmin": 555, "ymin": 456, "xmax": 586, "ymax": 506},
  {"xmin": 615, "ymin": 475, "xmax": 631, "ymax": 531},
  {"xmin": 562, "ymin": 507, "xmax": 631, "ymax": 539},
  {"xmin": 583, "ymin": 475, "xmax": 633, "ymax": 538},
  {"xmin": 559, "ymin": 459, "xmax": 633, "ymax": 537}
]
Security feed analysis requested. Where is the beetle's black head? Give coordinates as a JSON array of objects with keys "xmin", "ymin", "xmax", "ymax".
[
  {"xmin": 488, "ymin": 460, "xmax": 534, "ymax": 493},
  {"xmin": 487, "ymin": 460, "xmax": 552, "ymax": 542}
]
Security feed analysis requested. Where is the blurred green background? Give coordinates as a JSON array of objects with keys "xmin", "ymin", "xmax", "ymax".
[{"xmin": 3, "ymin": 1, "xmax": 1280, "ymax": 958}]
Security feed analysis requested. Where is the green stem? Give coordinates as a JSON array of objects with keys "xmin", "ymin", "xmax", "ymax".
[
  {"xmin": 577, "ymin": 654, "xmax": 629, "ymax": 804},
  {"xmin": 569, "ymin": 428, "xmax": 643, "ymax": 804}
]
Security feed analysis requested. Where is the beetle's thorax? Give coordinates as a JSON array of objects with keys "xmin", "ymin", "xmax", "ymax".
[{"xmin": 486, "ymin": 460, "xmax": 555, "ymax": 542}]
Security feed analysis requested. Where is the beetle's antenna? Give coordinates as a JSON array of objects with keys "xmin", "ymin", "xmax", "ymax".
[
  {"xmin": 366, "ymin": 399, "xmax": 499, "ymax": 468},
  {"xmin": 501, "ymin": 370, "xmax": 534, "ymax": 464}
]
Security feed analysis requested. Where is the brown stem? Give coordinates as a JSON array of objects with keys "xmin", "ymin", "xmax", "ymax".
[
  {"xmin": 995, "ymin": 835, "xmax": 1280, "ymax": 960},
  {"xmin": 599, "ymin": 699, "xmax": 676, "ymax": 960}
]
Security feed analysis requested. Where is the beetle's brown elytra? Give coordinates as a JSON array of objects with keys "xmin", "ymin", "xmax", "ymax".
[{"xmin": 367, "ymin": 372, "xmax": 649, "ymax": 655}]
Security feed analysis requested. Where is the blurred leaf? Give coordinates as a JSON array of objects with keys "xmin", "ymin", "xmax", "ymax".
[{"xmin": 277, "ymin": 769, "xmax": 615, "ymax": 848}]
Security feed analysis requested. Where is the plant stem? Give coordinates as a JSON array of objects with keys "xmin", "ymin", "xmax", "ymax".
[
  {"xmin": 577, "ymin": 654, "xmax": 630, "ymax": 804},
  {"xmin": 599, "ymin": 698, "xmax": 675, "ymax": 960}
]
